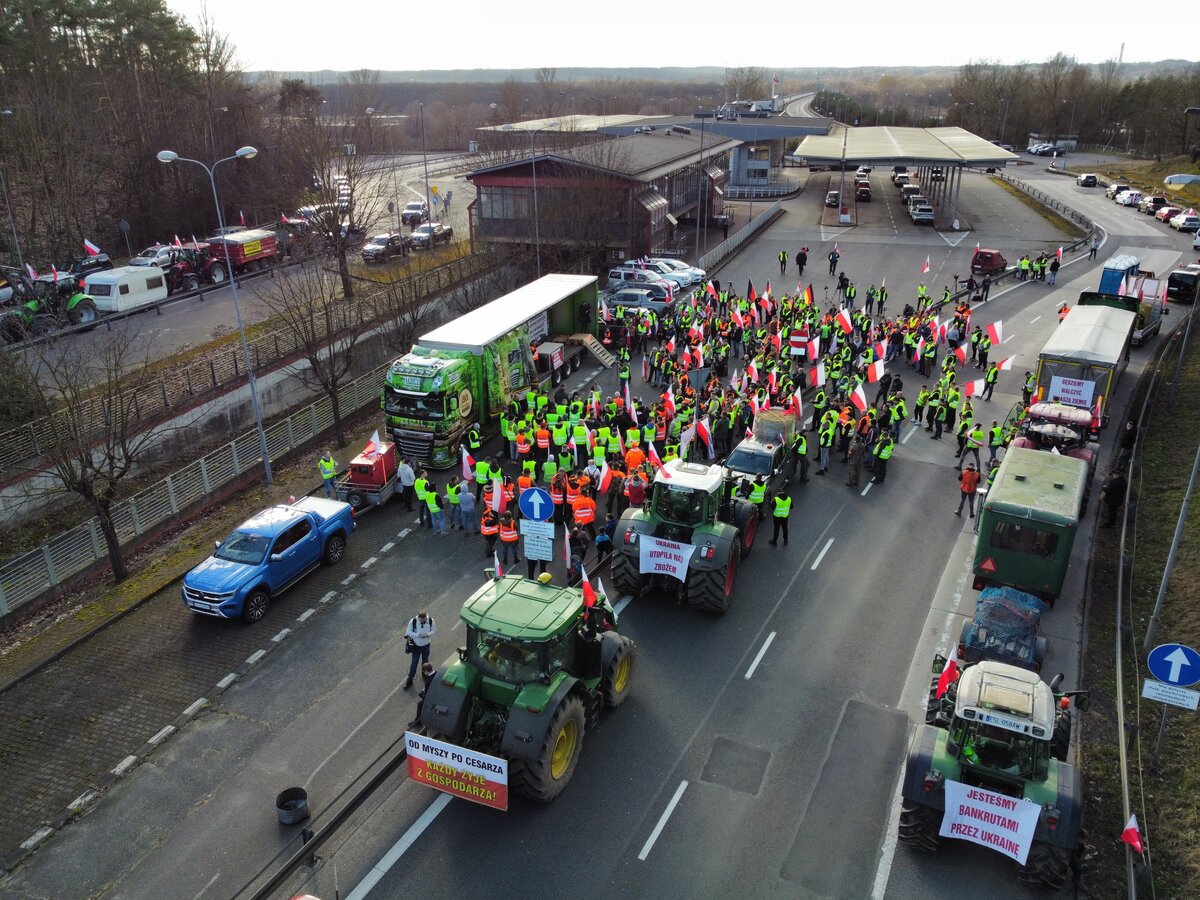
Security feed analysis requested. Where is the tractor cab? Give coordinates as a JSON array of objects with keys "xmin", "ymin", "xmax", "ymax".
[{"xmin": 648, "ymin": 460, "xmax": 724, "ymax": 536}]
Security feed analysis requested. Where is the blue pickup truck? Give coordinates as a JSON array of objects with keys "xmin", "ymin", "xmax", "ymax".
[{"xmin": 182, "ymin": 497, "xmax": 355, "ymax": 623}]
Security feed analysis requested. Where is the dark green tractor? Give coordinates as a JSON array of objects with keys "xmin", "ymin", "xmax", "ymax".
[{"xmin": 420, "ymin": 574, "xmax": 635, "ymax": 802}]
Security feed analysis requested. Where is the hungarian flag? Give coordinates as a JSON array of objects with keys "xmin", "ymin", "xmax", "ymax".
[
  {"xmin": 598, "ymin": 458, "xmax": 613, "ymax": 494},
  {"xmin": 697, "ymin": 416, "xmax": 715, "ymax": 458},
  {"xmin": 747, "ymin": 279, "xmax": 758, "ymax": 303},
  {"xmin": 849, "ymin": 384, "xmax": 868, "ymax": 411},
  {"xmin": 494, "ymin": 550, "xmax": 504, "ymax": 579},
  {"xmin": 962, "ymin": 378, "xmax": 985, "ymax": 397},
  {"xmin": 579, "ymin": 563, "xmax": 598, "ymax": 608},
  {"xmin": 1121, "ymin": 815, "xmax": 1144, "ymax": 855},
  {"xmin": 24, "ymin": 262, "xmax": 37, "ymax": 279},
  {"xmin": 461, "ymin": 446, "xmax": 476, "ymax": 481},
  {"xmin": 935, "ymin": 645, "xmax": 959, "ymax": 699},
  {"xmin": 83, "ymin": 238, "xmax": 100, "ymax": 256},
  {"xmin": 953, "ymin": 345, "xmax": 967, "ymax": 365},
  {"xmin": 835, "ymin": 309, "xmax": 853, "ymax": 334},
  {"xmin": 920, "ymin": 255, "xmax": 930, "ymax": 275},
  {"xmin": 647, "ymin": 441, "xmax": 670, "ymax": 478},
  {"xmin": 706, "ymin": 280, "xmax": 718, "ymax": 299},
  {"xmin": 239, "ymin": 210, "xmax": 247, "ymax": 226},
  {"xmin": 747, "ymin": 359, "xmax": 759, "ymax": 383},
  {"xmin": 491, "ymin": 478, "xmax": 506, "ymax": 514},
  {"xmin": 997, "ymin": 356, "xmax": 1016, "ymax": 372},
  {"xmin": 986, "ymin": 321, "xmax": 1003, "ymax": 345},
  {"xmin": 1056, "ymin": 246, "xmax": 1063, "ymax": 261},
  {"xmin": 363, "ymin": 429, "xmax": 381, "ymax": 456},
  {"xmin": 866, "ymin": 359, "xmax": 886, "ymax": 383},
  {"xmin": 807, "ymin": 362, "xmax": 826, "ymax": 387}
]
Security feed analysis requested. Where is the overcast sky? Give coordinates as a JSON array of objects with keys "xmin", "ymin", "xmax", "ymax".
[{"xmin": 167, "ymin": 0, "xmax": 1181, "ymax": 73}]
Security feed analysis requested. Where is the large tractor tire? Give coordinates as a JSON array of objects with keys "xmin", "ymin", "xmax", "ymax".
[
  {"xmin": 1050, "ymin": 711, "xmax": 1072, "ymax": 761},
  {"xmin": 510, "ymin": 693, "xmax": 586, "ymax": 803},
  {"xmin": 612, "ymin": 551, "xmax": 645, "ymax": 597},
  {"xmin": 731, "ymin": 500, "xmax": 758, "ymax": 559},
  {"xmin": 601, "ymin": 637, "xmax": 635, "ymax": 708},
  {"xmin": 897, "ymin": 799, "xmax": 941, "ymax": 852},
  {"xmin": 685, "ymin": 551, "xmax": 738, "ymax": 615},
  {"xmin": 68, "ymin": 297, "xmax": 98, "ymax": 327},
  {"xmin": 1016, "ymin": 841, "xmax": 1073, "ymax": 890},
  {"xmin": 925, "ymin": 675, "xmax": 942, "ymax": 725},
  {"xmin": 209, "ymin": 264, "xmax": 227, "ymax": 284}
]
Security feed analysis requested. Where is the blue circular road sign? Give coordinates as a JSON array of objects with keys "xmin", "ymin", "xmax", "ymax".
[
  {"xmin": 518, "ymin": 487, "xmax": 553, "ymax": 522},
  {"xmin": 1147, "ymin": 643, "xmax": 1200, "ymax": 687}
]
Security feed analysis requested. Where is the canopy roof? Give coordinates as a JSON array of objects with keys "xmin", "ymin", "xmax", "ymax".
[{"xmin": 793, "ymin": 126, "xmax": 1019, "ymax": 166}]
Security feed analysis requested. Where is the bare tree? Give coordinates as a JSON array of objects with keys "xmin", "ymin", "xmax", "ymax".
[
  {"xmin": 4, "ymin": 333, "xmax": 177, "ymax": 582},
  {"xmin": 725, "ymin": 67, "xmax": 770, "ymax": 103},
  {"xmin": 259, "ymin": 264, "xmax": 370, "ymax": 447}
]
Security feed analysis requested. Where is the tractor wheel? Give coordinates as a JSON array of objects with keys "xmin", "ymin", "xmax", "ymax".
[
  {"xmin": 612, "ymin": 551, "xmax": 645, "ymax": 597},
  {"xmin": 897, "ymin": 799, "xmax": 941, "ymax": 852},
  {"xmin": 732, "ymin": 500, "xmax": 758, "ymax": 559},
  {"xmin": 209, "ymin": 265, "xmax": 227, "ymax": 284},
  {"xmin": 510, "ymin": 693, "xmax": 585, "ymax": 803},
  {"xmin": 1050, "ymin": 710, "xmax": 1072, "ymax": 761},
  {"xmin": 69, "ymin": 298, "xmax": 98, "ymax": 326},
  {"xmin": 183, "ymin": 275, "xmax": 200, "ymax": 293},
  {"xmin": 685, "ymin": 552, "xmax": 737, "ymax": 615},
  {"xmin": 601, "ymin": 637, "xmax": 635, "ymax": 708},
  {"xmin": 925, "ymin": 675, "xmax": 942, "ymax": 725},
  {"xmin": 1017, "ymin": 841, "xmax": 1073, "ymax": 890}
]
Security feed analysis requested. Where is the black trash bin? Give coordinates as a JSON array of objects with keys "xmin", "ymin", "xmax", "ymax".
[{"xmin": 275, "ymin": 787, "xmax": 310, "ymax": 825}]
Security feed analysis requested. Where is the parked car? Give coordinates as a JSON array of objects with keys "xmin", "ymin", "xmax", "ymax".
[
  {"xmin": 1169, "ymin": 212, "xmax": 1200, "ymax": 232},
  {"xmin": 1115, "ymin": 190, "xmax": 1143, "ymax": 207},
  {"xmin": 900, "ymin": 184, "xmax": 922, "ymax": 205},
  {"xmin": 607, "ymin": 267, "xmax": 667, "ymax": 290},
  {"xmin": 909, "ymin": 204, "xmax": 935, "ymax": 225},
  {"xmin": 856, "ymin": 183, "xmax": 872, "ymax": 201},
  {"xmin": 619, "ymin": 259, "xmax": 691, "ymax": 288},
  {"xmin": 361, "ymin": 232, "xmax": 408, "ymax": 263},
  {"xmin": 970, "ymin": 248, "xmax": 1008, "ymax": 275},
  {"xmin": 408, "ymin": 222, "xmax": 454, "ymax": 249},
  {"xmin": 649, "ymin": 257, "xmax": 706, "ymax": 285},
  {"xmin": 182, "ymin": 497, "xmax": 354, "ymax": 623},
  {"xmin": 128, "ymin": 244, "xmax": 174, "ymax": 269},
  {"xmin": 892, "ymin": 172, "xmax": 911, "ymax": 188},
  {"xmin": 39, "ymin": 253, "xmax": 114, "ymax": 293},
  {"xmin": 930, "ymin": 167, "xmax": 945, "ymax": 182},
  {"xmin": 890, "ymin": 165, "xmax": 908, "ymax": 182},
  {"xmin": 856, "ymin": 165, "xmax": 873, "ymax": 175},
  {"xmin": 401, "ymin": 200, "xmax": 430, "ymax": 227},
  {"xmin": 1076, "ymin": 173, "xmax": 1098, "ymax": 187},
  {"xmin": 608, "ymin": 287, "xmax": 675, "ymax": 315},
  {"xmin": 825, "ymin": 190, "xmax": 840, "ymax": 208},
  {"xmin": 1138, "ymin": 196, "xmax": 1169, "ymax": 215},
  {"xmin": 1194, "ymin": 231, "xmax": 1200, "ymax": 251},
  {"xmin": 1155, "ymin": 206, "xmax": 1182, "ymax": 223},
  {"xmin": 1105, "ymin": 183, "xmax": 1131, "ymax": 199}
]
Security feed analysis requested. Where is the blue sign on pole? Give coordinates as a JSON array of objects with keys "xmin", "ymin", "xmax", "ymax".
[
  {"xmin": 518, "ymin": 487, "xmax": 553, "ymax": 522},
  {"xmin": 1147, "ymin": 643, "xmax": 1200, "ymax": 687}
]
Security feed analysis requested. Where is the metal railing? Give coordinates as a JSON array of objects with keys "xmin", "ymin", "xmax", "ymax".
[
  {"xmin": 0, "ymin": 361, "xmax": 393, "ymax": 617},
  {"xmin": 0, "ymin": 254, "xmax": 491, "ymax": 479},
  {"xmin": 722, "ymin": 182, "xmax": 795, "ymax": 200},
  {"xmin": 699, "ymin": 200, "xmax": 784, "ymax": 271}
]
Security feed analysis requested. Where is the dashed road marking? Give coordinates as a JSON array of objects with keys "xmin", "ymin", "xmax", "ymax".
[
  {"xmin": 245, "ymin": 649, "xmax": 266, "ymax": 666},
  {"xmin": 380, "ymin": 541, "xmax": 396, "ymax": 553},
  {"xmin": 68, "ymin": 790, "xmax": 97, "ymax": 811},
  {"xmin": 902, "ymin": 426, "xmax": 918, "ymax": 444},
  {"xmin": 148, "ymin": 725, "xmax": 176, "ymax": 746},
  {"xmin": 298, "ymin": 608, "xmax": 316, "ymax": 622},
  {"xmin": 20, "ymin": 827, "xmax": 54, "ymax": 850},
  {"xmin": 182, "ymin": 698, "xmax": 207, "ymax": 717},
  {"xmin": 271, "ymin": 628, "xmax": 291, "ymax": 643},
  {"xmin": 861, "ymin": 482, "xmax": 873, "ymax": 496},
  {"xmin": 341, "ymin": 573, "xmax": 358, "ymax": 587},
  {"xmin": 1003, "ymin": 335, "xmax": 1013, "ymax": 344},
  {"xmin": 111, "ymin": 755, "xmax": 138, "ymax": 777},
  {"xmin": 361, "ymin": 556, "xmax": 378, "ymax": 569},
  {"xmin": 744, "ymin": 632, "xmax": 777, "ymax": 680},
  {"xmin": 811, "ymin": 538, "xmax": 834, "ymax": 570},
  {"xmin": 216, "ymin": 672, "xmax": 238, "ymax": 690},
  {"xmin": 347, "ymin": 794, "xmax": 452, "ymax": 900},
  {"xmin": 399, "ymin": 528, "xmax": 412, "ymax": 539},
  {"xmin": 639, "ymin": 781, "xmax": 689, "ymax": 861},
  {"xmin": 614, "ymin": 594, "xmax": 634, "ymax": 616},
  {"xmin": 320, "ymin": 591, "xmax": 337, "ymax": 604},
  {"xmin": 1029, "ymin": 315, "xmax": 1042, "ymax": 324}
]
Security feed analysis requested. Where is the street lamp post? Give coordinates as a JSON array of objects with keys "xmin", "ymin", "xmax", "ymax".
[
  {"xmin": 503, "ymin": 121, "xmax": 560, "ymax": 279},
  {"xmin": 0, "ymin": 109, "xmax": 25, "ymax": 271},
  {"xmin": 156, "ymin": 146, "xmax": 273, "ymax": 485},
  {"xmin": 367, "ymin": 107, "xmax": 403, "ymax": 235},
  {"xmin": 998, "ymin": 96, "xmax": 1012, "ymax": 144},
  {"xmin": 418, "ymin": 102, "xmax": 433, "ymax": 226},
  {"xmin": 1062, "ymin": 99, "xmax": 1077, "ymax": 169},
  {"xmin": 205, "ymin": 106, "xmax": 229, "ymax": 159}
]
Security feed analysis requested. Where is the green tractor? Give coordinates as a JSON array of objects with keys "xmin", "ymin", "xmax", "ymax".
[
  {"xmin": 420, "ymin": 574, "xmax": 635, "ymax": 803},
  {"xmin": 611, "ymin": 458, "xmax": 758, "ymax": 614},
  {"xmin": 899, "ymin": 658, "xmax": 1089, "ymax": 890},
  {"xmin": 0, "ymin": 266, "xmax": 97, "ymax": 342}
]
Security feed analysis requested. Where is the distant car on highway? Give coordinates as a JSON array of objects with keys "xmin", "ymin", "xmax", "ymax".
[
  {"xmin": 1075, "ymin": 173, "xmax": 1098, "ymax": 187},
  {"xmin": 1169, "ymin": 212, "xmax": 1200, "ymax": 232},
  {"xmin": 1155, "ymin": 206, "xmax": 1181, "ymax": 223}
]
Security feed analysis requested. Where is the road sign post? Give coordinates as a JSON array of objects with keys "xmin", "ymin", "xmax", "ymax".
[
  {"xmin": 518, "ymin": 487, "xmax": 552, "ymax": 522},
  {"xmin": 1143, "ymin": 643, "xmax": 1200, "ymax": 766}
]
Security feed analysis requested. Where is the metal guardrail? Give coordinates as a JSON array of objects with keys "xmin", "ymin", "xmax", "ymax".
[
  {"xmin": 699, "ymin": 200, "xmax": 783, "ymax": 271},
  {"xmin": 721, "ymin": 182, "xmax": 794, "ymax": 200},
  {"xmin": 0, "ymin": 254, "xmax": 490, "ymax": 478},
  {"xmin": 0, "ymin": 360, "xmax": 393, "ymax": 617}
]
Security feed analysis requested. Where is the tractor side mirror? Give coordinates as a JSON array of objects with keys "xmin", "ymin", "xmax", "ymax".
[
  {"xmin": 932, "ymin": 653, "xmax": 946, "ymax": 675},
  {"xmin": 1071, "ymin": 691, "xmax": 1091, "ymax": 712}
]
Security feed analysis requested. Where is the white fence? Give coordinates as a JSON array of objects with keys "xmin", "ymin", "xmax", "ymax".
[{"xmin": 0, "ymin": 362, "xmax": 390, "ymax": 617}]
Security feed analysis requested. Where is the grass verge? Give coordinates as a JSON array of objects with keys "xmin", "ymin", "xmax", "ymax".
[
  {"xmin": 1084, "ymin": 153, "xmax": 1200, "ymax": 210},
  {"xmin": 990, "ymin": 177, "xmax": 1085, "ymax": 238},
  {"xmin": 1081, "ymin": 318, "xmax": 1200, "ymax": 897}
]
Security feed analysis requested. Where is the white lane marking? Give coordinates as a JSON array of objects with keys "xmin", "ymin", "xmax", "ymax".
[
  {"xmin": 68, "ymin": 790, "xmax": 98, "ymax": 811},
  {"xmin": 148, "ymin": 725, "xmax": 176, "ymax": 746},
  {"xmin": 861, "ymin": 482, "xmax": 873, "ymax": 496},
  {"xmin": 614, "ymin": 594, "xmax": 634, "ymax": 616},
  {"xmin": 111, "ymin": 755, "xmax": 138, "ymax": 777},
  {"xmin": 871, "ymin": 754, "xmax": 911, "ymax": 900},
  {"xmin": 399, "ymin": 528, "xmax": 412, "ymax": 539},
  {"xmin": 1029, "ymin": 315, "xmax": 1042, "ymax": 324},
  {"xmin": 1002, "ymin": 335, "xmax": 1013, "ymax": 344},
  {"xmin": 182, "ymin": 697, "xmax": 207, "ymax": 717},
  {"xmin": 347, "ymin": 794, "xmax": 452, "ymax": 900},
  {"xmin": 380, "ymin": 541, "xmax": 396, "ymax": 553},
  {"xmin": 298, "ymin": 608, "xmax": 316, "ymax": 622},
  {"xmin": 744, "ymin": 632, "xmax": 777, "ymax": 680},
  {"xmin": 810, "ymin": 538, "xmax": 834, "ymax": 570},
  {"xmin": 20, "ymin": 827, "xmax": 53, "ymax": 850},
  {"xmin": 271, "ymin": 628, "xmax": 291, "ymax": 643},
  {"xmin": 901, "ymin": 426, "xmax": 918, "ymax": 444},
  {"xmin": 638, "ymin": 780, "xmax": 689, "ymax": 861},
  {"xmin": 192, "ymin": 873, "xmax": 221, "ymax": 900},
  {"xmin": 216, "ymin": 672, "xmax": 238, "ymax": 690},
  {"xmin": 341, "ymin": 573, "xmax": 358, "ymax": 587},
  {"xmin": 308, "ymin": 678, "xmax": 411, "ymax": 787},
  {"xmin": 245, "ymin": 649, "xmax": 266, "ymax": 666},
  {"xmin": 320, "ymin": 591, "xmax": 337, "ymax": 604},
  {"xmin": 361, "ymin": 556, "xmax": 378, "ymax": 569}
]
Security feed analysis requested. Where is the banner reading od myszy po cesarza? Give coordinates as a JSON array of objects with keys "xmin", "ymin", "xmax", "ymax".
[{"xmin": 405, "ymin": 732, "xmax": 508, "ymax": 811}]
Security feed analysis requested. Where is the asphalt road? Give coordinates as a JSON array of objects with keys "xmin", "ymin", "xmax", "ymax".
[{"xmin": 1, "ymin": 152, "xmax": 1191, "ymax": 899}]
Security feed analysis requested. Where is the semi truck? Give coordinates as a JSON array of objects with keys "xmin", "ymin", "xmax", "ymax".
[
  {"xmin": 382, "ymin": 274, "xmax": 598, "ymax": 468},
  {"xmin": 972, "ymin": 448, "xmax": 1088, "ymax": 604},
  {"xmin": 1034, "ymin": 304, "xmax": 1135, "ymax": 433},
  {"xmin": 1077, "ymin": 252, "xmax": 1167, "ymax": 345}
]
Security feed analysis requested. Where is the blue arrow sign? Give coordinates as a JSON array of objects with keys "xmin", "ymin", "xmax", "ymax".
[
  {"xmin": 1148, "ymin": 643, "xmax": 1200, "ymax": 687},
  {"xmin": 518, "ymin": 487, "xmax": 553, "ymax": 522}
]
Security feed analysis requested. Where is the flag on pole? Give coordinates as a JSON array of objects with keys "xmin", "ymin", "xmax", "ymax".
[
  {"xmin": 807, "ymin": 336, "xmax": 821, "ymax": 360},
  {"xmin": 239, "ymin": 210, "xmax": 247, "ymax": 226},
  {"xmin": 598, "ymin": 458, "xmax": 612, "ymax": 494},
  {"xmin": 693, "ymin": 345, "xmax": 705, "ymax": 368},
  {"xmin": 461, "ymin": 446, "xmax": 476, "ymax": 481},
  {"xmin": 625, "ymin": 383, "xmax": 637, "ymax": 424},
  {"xmin": 679, "ymin": 421, "xmax": 697, "ymax": 460},
  {"xmin": 996, "ymin": 355, "xmax": 1016, "ymax": 372},
  {"xmin": 1056, "ymin": 246, "xmax": 1063, "ymax": 261},
  {"xmin": 849, "ymin": 384, "xmax": 868, "ymax": 411},
  {"xmin": 579, "ymin": 563, "xmax": 598, "ymax": 608},
  {"xmin": 747, "ymin": 279, "xmax": 758, "ymax": 303},
  {"xmin": 647, "ymin": 441, "xmax": 670, "ymax": 478},
  {"xmin": 665, "ymin": 336, "xmax": 676, "ymax": 355},
  {"xmin": 787, "ymin": 385, "xmax": 804, "ymax": 420},
  {"xmin": 835, "ymin": 309, "xmax": 853, "ymax": 334},
  {"xmin": 600, "ymin": 297, "xmax": 611, "ymax": 322},
  {"xmin": 491, "ymin": 478, "xmax": 506, "ymax": 514},
  {"xmin": 706, "ymin": 280, "xmax": 718, "ymax": 299},
  {"xmin": 83, "ymin": 238, "xmax": 100, "ymax": 256},
  {"xmin": 953, "ymin": 345, "xmax": 967, "ymax": 365},
  {"xmin": 746, "ymin": 359, "xmax": 759, "ymax": 383},
  {"xmin": 803, "ymin": 284, "xmax": 815, "ymax": 305},
  {"xmin": 914, "ymin": 337, "xmax": 925, "ymax": 363},
  {"xmin": 280, "ymin": 212, "xmax": 288, "ymax": 224},
  {"xmin": 564, "ymin": 529, "xmax": 572, "ymax": 566},
  {"xmin": 1121, "ymin": 815, "xmax": 1144, "ymax": 855},
  {"xmin": 494, "ymin": 550, "xmax": 504, "ymax": 579},
  {"xmin": 173, "ymin": 234, "xmax": 183, "ymax": 248},
  {"xmin": 936, "ymin": 645, "xmax": 959, "ymax": 698},
  {"xmin": 363, "ymin": 429, "xmax": 381, "ymax": 456},
  {"xmin": 962, "ymin": 378, "xmax": 985, "ymax": 398},
  {"xmin": 663, "ymin": 385, "xmax": 677, "ymax": 418},
  {"xmin": 986, "ymin": 321, "xmax": 1003, "ymax": 345},
  {"xmin": 833, "ymin": 242, "xmax": 840, "ymax": 254},
  {"xmin": 697, "ymin": 416, "xmax": 715, "ymax": 458},
  {"xmin": 974, "ymin": 241, "xmax": 980, "ymax": 253},
  {"xmin": 731, "ymin": 307, "xmax": 744, "ymax": 328},
  {"xmin": 866, "ymin": 359, "xmax": 886, "ymax": 383},
  {"xmin": 24, "ymin": 262, "xmax": 37, "ymax": 279},
  {"xmin": 920, "ymin": 255, "xmax": 931, "ymax": 274},
  {"xmin": 808, "ymin": 362, "xmax": 826, "ymax": 387}
]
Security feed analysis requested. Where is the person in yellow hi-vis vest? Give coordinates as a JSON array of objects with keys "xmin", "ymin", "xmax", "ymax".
[{"xmin": 318, "ymin": 450, "xmax": 337, "ymax": 497}]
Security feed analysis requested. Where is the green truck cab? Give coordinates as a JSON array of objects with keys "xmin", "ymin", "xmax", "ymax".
[
  {"xmin": 972, "ymin": 448, "xmax": 1088, "ymax": 603},
  {"xmin": 1077, "ymin": 252, "xmax": 1167, "ymax": 346},
  {"xmin": 420, "ymin": 573, "xmax": 635, "ymax": 802},
  {"xmin": 383, "ymin": 274, "xmax": 597, "ymax": 467}
]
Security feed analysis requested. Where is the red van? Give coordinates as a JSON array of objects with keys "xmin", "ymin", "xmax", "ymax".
[{"xmin": 970, "ymin": 248, "xmax": 1008, "ymax": 275}]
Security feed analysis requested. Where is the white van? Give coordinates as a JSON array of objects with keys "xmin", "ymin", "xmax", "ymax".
[{"xmin": 84, "ymin": 266, "xmax": 169, "ymax": 313}]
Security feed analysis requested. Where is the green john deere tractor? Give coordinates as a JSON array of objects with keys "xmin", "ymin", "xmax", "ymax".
[
  {"xmin": 611, "ymin": 458, "xmax": 758, "ymax": 614},
  {"xmin": 899, "ymin": 658, "xmax": 1089, "ymax": 890},
  {"xmin": 420, "ymin": 574, "xmax": 635, "ymax": 803}
]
